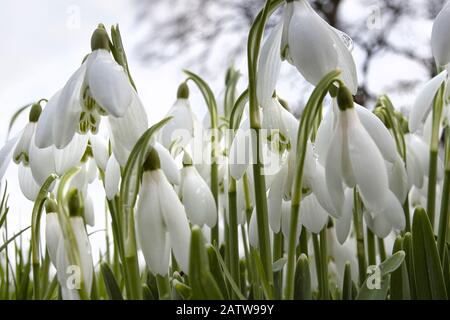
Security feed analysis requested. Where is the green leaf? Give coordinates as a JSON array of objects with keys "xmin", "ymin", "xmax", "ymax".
[
  {"xmin": 251, "ymin": 248, "xmax": 273, "ymax": 300},
  {"xmin": 390, "ymin": 236, "xmax": 411, "ymax": 300},
  {"xmin": 207, "ymin": 245, "xmax": 230, "ymax": 298},
  {"xmin": 0, "ymin": 226, "xmax": 30, "ymax": 253},
  {"xmin": 273, "ymin": 256, "xmax": 287, "ymax": 273},
  {"xmin": 229, "ymin": 89, "xmax": 248, "ymax": 132},
  {"xmin": 412, "ymin": 207, "xmax": 448, "ymax": 299},
  {"xmin": 357, "ymin": 251, "xmax": 405, "ymax": 300},
  {"xmin": 342, "ymin": 262, "xmax": 353, "ymax": 300},
  {"xmin": 294, "ymin": 254, "xmax": 312, "ymax": 300},
  {"xmin": 172, "ymin": 279, "xmax": 192, "ymax": 300},
  {"xmin": 189, "ymin": 227, "xmax": 224, "ymax": 300},
  {"xmin": 110, "ymin": 24, "xmax": 136, "ymax": 90},
  {"xmin": 403, "ymin": 232, "xmax": 417, "ymax": 299},
  {"xmin": 142, "ymin": 284, "xmax": 155, "ymax": 300},
  {"xmin": 210, "ymin": 245, "xmax": 246, "ymax": 300},
  {"xmin": 101, "ymin": 262, "xmax": 124, "ymax": 300}
]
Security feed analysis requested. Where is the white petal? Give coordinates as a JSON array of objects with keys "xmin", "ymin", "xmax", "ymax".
[
  {"xmin": 229, "ymin": 119, "xmax": 252, "ymax": 180},
  {"xmin": 249, "ymin": 209, "xmax": 259, "ymax": 248},
  {"xmin": 45, "ymin": 212, "xmax": 62, "ymax": 267},
  {"xmin": 409, "ymin": 70, "xmax": 447, "ymax": 132},
  {"xmin": 387, "ymin": 155, "xmax": 408, "ymax": 203},
  {"xmin": 346, "ymin": 109, "xmax": 389, "ymax": 213},
  {"xmin": 335, "ymin": 189, "xmax": 354, "ymax": 244},
  {"xmin": 87, "ymin": 50, "xmax": 133, "ymax": 117},
  {"xmin": 71, "ymin": 217, "xmax": 94, "ymax": 296},
  {"xmin": 0, "ymin": 135, "xmax": 19, "ymax": 181},
  {"xmin": 18, "ymin": 164, "xmax": 40, "ymax": 201},
  {"xmin": 431, "ymin": 2, "xmax": 450, "ymax": 66},
  {"xmin": 53, "ymin": 64, "xmax": 86, "ymax": 149},
  {"xmin": 325, "ymin": 117, "xmax": 345, "ymax": 215},
  {"xmin": 288, "ymin": 0, "xmax": 338, "ymax": 87},
  {"xmin": 159, "ymin": 99, "xmax": 194, "ymax": 151},
  {"xmin": 154, "ymin": 142, "xmax": 180, "ymax": 185},
  {"xmin": 315, "ymin": 105, "xmax": 335, "ymax": 165},
  {"xmin": 84, "ymin": 194, "xmax": 95, "ymax": 226},
  {"xmin": 181, "ymin": 166, "xmax": 217, "ymax": 227},
  {"xmin": 268, "ymin": 163, "xmax": 286, "ymax": 233},
  {"xmin": 364, "ymin": 211, "xmax": 391, "ymax": 238},
  {"xmin": 281, "ymin": 1, "xmax": 294, "ymax": 60},
  {"xmin": 257, "ymin": 22, "xmax": 283, "ymax": 107},
  {"xmin": 105, "ymin": 155, "xmax": 121, "ymax": 200},
  {"xmin": 406, "ymin": 148, "xmax": 423, "ymax": 189},
  {"xmin": 29, "ymin": 139, "xmax": 56, "ymax": 185},
  {"xmin": 35, "ymin": 91, "xmax": 60, "ymax": 148},
  {"xmin": 89, "ymin": 134, "xmax": 109, "ymax": 171},
  {"xmin": 355, "ymin": 104, "xmax": 398, "ymax": 162},
  {"xmin": 378, "ymin": 190, "xmax": 405, "ymax": 231},
  {"xmin": 310, "ymin": 164, "xmax": 338, "ymax": 217},
  {"xmin": 329, "ymin": 27, "xmax": 358, "ymax": 94},
  {"xmin": 136, "ymin": 172, "xmax": 171, "ymax": 275},
  {"xmin": 108, "ymin": 92, "xmax": 148, "ymax": 149},
  {"xmin": 158, "ymin": 171, "xmax": 191, "ymax": 273},
  {"xmin": 299, "ymin": 194, "xmax": 328, "ymax": 234},
  {"xmin": 54, "ymin": 134, "xmax": 88, "ymax": 175},
  {"xmin": 13, "ymin": 122, "xmax": 35, "ymax": 165}
]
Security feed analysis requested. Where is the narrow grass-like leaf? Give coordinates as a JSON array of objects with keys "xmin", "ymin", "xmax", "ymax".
[
  {"xmin": 412, "ymin": 207, "xmax": 447, "ymax": 299},
  {"xmin": 0, "ymin": 226, "xmax": 30, "ymax": 253},
  {"xmin": 294, "ymin": 254, "xmax": 312, "ymax": 300},
  {"xmin": 390, "ymin": 236, "xmax": 411, "ymax": 300},
  {"xmin": 342, "ymin": 262, "xmax": 353, "ymax": 300},
  {"xmin": 101, "ymin": 262, "xmax": 124, "ymax": 300}
]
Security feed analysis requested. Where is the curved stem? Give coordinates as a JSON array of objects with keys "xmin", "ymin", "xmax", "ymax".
[{"xmin": 438, "ymin": 127, "xmax": 450, "ymax": 260}]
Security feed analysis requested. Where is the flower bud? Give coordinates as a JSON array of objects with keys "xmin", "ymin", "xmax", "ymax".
[
  {"xmin": 143, "ymin": 147, "xmax": 161, "ymax": 171},
  {"xmin": 29, "ymin": 103, "xmax": 42, "ymax": 123},
  {"xmin": 337, "ymin": 86, "xmax": 354, "ymax": 111},
  {"xmin": 91, "ymin": 24, "xmax": 110, "ymax": 51},
  {"xmin": 67, "ymin": 188, "xmax": 84, "ymax": 218},
  {"xmin": 45, "ymin": 198, "xmax": 58, "ymax": 214},
  {"xmin": 177, "ymin": 82, "xmax": 189, "ymax": 99}
]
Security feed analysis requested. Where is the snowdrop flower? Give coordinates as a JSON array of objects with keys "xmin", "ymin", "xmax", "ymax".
[
  {"xmin": 35, "ymin": 25, "xmax": 135, "ymax": 149},
  {"xmin": 159, "ymin": 83, "xmax": 195, "ymax": 154},
  {"xmin": 409, "ymin": 69, "xmax": 448, "ymax": 133},
  {"xmin": 281, "ymin": 0, "xmax": 358, "ymax": 93},
  {"xmin": 431, "ymin": 2, "xmax": 450, "ymax": 67},
  {"xmin": 179, "ymin": 152, "xmax": 217, "ymax": 228},
  {"xmin": 44, "ymin": 198, "xmax": 62, "ymax": 268},
  {"xmin": 56, "ymin": 189, "xmax": 94, "ymax": 300},
  {"xmin": 324, "ymin": 87, "xmax": 405, "ymax": 235},
  {"xmin": 136, "ymin": 148, "xmax": 191, "ymax": 275}
]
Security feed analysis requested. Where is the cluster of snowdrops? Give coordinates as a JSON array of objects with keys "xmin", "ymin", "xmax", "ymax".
[{"xmin": 1, "ymin": 0, "xmax": 450, "ymax": 300}]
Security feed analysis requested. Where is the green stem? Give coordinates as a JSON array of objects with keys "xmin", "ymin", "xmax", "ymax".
[
  {"xmin": 210, "ymin": 162, "xmax": 219, "ymax": 245},
  {"xmin": 273, "ymin": 231, "xmax": 283, "ymax": 300},
  {"xmin": 227, "ymin": 178, "xmax": 240, "ymax": 297},
  {"xmin": 312, "ymin": 233, "xmax": 322, "ymax": 296},
  {"xmin": 299, "ymin": 226, "xmax": 309, "ymax": 255},
  {"xmin": 156, "ymin": 274, "xmax": 170, "ymax": 300},
  {"xmin": 377, "ymin": 237, "xmax": 387, "ymax": 262},
  {"xmin": 319, "ymin": 228, "xmax": 329, "ymax": 299},
  {"xmin": 353, "ymin": 189, "xmax": 367, "ymax": 285},
  {"xmin": 367, "ymin": 227, "xmax": 376, "ymax": 266},
  {"xmin": 438, "ymin": 127, "xmax": 450, "ymax": 260},
  {"xmin": 427, "ymin": 82, "xmax": 444, "ymax": 228}
]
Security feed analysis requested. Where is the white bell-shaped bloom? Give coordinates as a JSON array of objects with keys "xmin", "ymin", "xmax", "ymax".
[
  {"xmin": 104, "ymin": 154, "xmax": 121, "ymax": 200},
  {"xmin": 431, "ymin": 2, "xmax": 450, "ymax": 67},
  {"xmin": 89, "ymin": 133, "xmax": 109, "ymax": 171},
  {"xmin": 409, "ymin": 70, "xmax": 447, "ymax": 133},
  {"xmin": 257, "ymin": 22, "xmax": 283, "ymax": 107},
  {"xmin": 108, "ymin": 92, "xmax": 148, "ymax": 166},
  {"xmin": 180, "ymin": 157, "xmax": 217, "ymax": 228},
  {"xmin": 29, "ymin": 133, "xmax": 88, "ymax": 185},
  {"xmin": 56, "ymin": 216, "xmax": 94, "ymax": 300},
  {"xmin": 35, "ymin": 44, "xmax": 135, "ymax": 149},
  {"xmin": 154, "ymin": 142, "xmax": 180, "ymax": 185},
  {"xmin": 283, "ymin": 0, "xmax": 358, "ymax": 93},
  {"xmin": 45, "ymin": 211, "xmax": 63, "ymax": 268},
  {"xmin": 159, "ymin": 88, "xmax": 195, "ymax": 154},
  {"xmin": 136, "ymin": 150, "xmax": 191, "ymax": 275},
  {"xmin": 325, "ymin": 101, "xmax": 405, "ymax": 232},
  {"xmin": 18, "ymin": 164, "xmax": 40, "ymax": 201}
]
